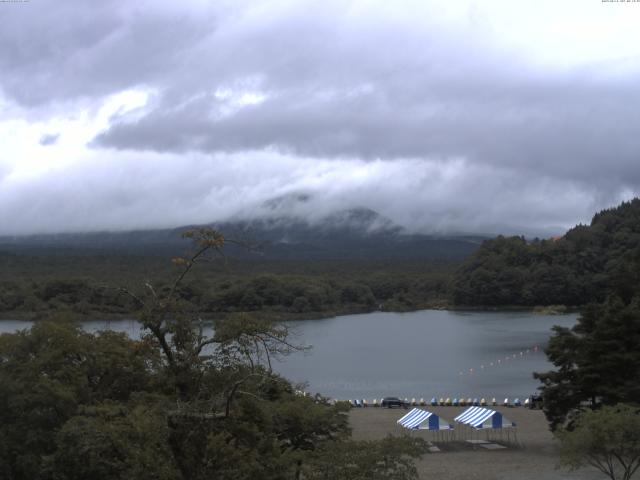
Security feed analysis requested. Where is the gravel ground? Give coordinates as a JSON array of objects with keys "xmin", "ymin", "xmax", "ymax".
[{"xmin": 349, "ymin": 406, "xmax": 607, "ymax": 480}]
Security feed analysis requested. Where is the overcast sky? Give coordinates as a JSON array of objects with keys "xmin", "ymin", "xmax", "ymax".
[{"xmin": 1, "ymin": 0, "xmax": 639, "ymax": 236}]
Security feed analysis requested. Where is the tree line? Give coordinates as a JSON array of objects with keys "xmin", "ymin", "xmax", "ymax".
[
  {"xmin": 0, "ymin": 259, "xmax": 453, "ymax": 320},
  {"xmin": 452, "ymin": 199, "xmax": 640, "ymax": 307},
  {"xmin": 529, "ymin": 200, "xmax": 640, "ymax": 479}
]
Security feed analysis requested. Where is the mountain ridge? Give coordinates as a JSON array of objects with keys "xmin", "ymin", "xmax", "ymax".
[{"xmin": 0, "ymin": 207, "xmax": 485, "ymax": 262}]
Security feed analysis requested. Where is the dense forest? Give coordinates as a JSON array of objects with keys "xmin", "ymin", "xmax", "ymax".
[
  {"xmin": 0, "ymin": 208, "xmax": 476, "ymax": 320},
  {"xmin": 452, "ymin": 199, "xmax": 640, "ymax": 307},
  {"xmin": 0, "ymin": 254, "xmax": 454, "ymax": 320},
  {"xmin": 3, "ymin": 199, "xmax": 640, "ymax": 320},
  {"xmin": 529, "ymin": 203, "xmax": 640, "ymax": 477}
]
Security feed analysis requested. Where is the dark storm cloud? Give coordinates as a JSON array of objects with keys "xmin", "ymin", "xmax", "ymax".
[
  {"xmin": 77, "ymin": 2, "xmax": 640, "ymax": 188},
  {"xmin": 1, "ymin": 0, "xmax": 638, "ymax": 236},
  {"xmin": 3, "ymin": 1, "xmax": 638, "ymax": 187},
  {"xmin": 0, "ymin": 0, "xmax": 218, "ymax": 105},
  {"xmin": 93, "ymin": 74, "xmax": 640, "ymax": 187}
]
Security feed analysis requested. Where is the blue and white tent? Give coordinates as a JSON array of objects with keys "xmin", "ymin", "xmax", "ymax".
[
  {"xmin": 454, "ymin": 406, "xmax": 516, "ymax": 429},
  {"xmin": 397, "ymin": 408, "xmax": 453, "ymax": 431}
]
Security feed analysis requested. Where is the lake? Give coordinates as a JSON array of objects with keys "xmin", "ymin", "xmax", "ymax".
[{"xmin": 0, "ymin": 309, "xmax": 577, "ymax": 401}]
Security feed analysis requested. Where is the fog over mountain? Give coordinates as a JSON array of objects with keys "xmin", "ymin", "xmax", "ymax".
[
  {"xmin": 1, "ymin": 0, "xmax": 639, "ymax": 236},
  {"xmin": 0, "ymin": 205, "xmax": 485, "ymax": 262}
]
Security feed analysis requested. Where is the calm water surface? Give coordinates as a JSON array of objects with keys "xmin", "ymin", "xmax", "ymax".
[
  {"xmin": 0, "ymin": 310, "xmax": 577, "ymax": 400},
  {"xmin": 280, "ymin": 310, "xmax": 577, "ymax": 400}
]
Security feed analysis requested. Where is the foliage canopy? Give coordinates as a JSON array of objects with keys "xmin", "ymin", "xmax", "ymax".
[
  {"xmin": 453, "ymin": 199, "xmax": 640, "ymax": 307},
  {"xmin": 556, "ymin": 404, "xmax": 640, "ymax": 480},
  {"xmin": 0, "ymin": 229, "xmax": 426, "ymax": 480},
  {"xmin": 534, "ymin": 294, "xmax": 640, "ymax": 430}
]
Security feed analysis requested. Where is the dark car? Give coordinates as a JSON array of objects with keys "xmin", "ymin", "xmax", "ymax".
[
  {"xmin": 528, "ymin": 394, "xmax": 543, "ymax": 409},
  {"xmin": 381, "ymin": 397, "xmax": 409, "ymax": 409}
]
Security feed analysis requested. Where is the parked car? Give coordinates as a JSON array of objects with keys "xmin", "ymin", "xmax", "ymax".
[
  {"xmin": 381, "ymin": 397, "xmax": 409, "ymax": 408},
  {"xmin": 528, "ymin": 394, "xmax": 543, "ymax": 409}
]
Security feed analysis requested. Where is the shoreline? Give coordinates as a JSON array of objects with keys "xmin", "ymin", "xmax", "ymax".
[{"xmin": 0, "ymin": 304, "xmax": 578, "ymax": 323}]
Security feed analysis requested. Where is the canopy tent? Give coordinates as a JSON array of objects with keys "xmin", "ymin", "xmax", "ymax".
[
  {"xmin": 454, "ymin": 406, "xmax": 516, "ymax": 429},
  {"xmin": 454, "ymin": 406, "xmax": 518, "ymax": 444},
  {"xmin": 397, "ymin": 408, "xmax": 453, "ymax": 430}
]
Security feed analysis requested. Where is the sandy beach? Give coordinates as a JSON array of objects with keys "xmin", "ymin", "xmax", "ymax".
[{"xmin": 349, "ymin": 406, "xmax": 607, "ymax": 480}]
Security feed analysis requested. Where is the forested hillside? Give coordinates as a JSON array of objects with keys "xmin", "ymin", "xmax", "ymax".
[
  {"xmin": 0, "ymin": 208, "xmax": 475, "ymax": 319},
  {"xmin": 4, "ymin": 199, "xmax": 640, "ymax": 317},
  {"xmin": 0, "ymin": 254, "xmax": 453, "ymax": 320},
  {"xmin": 0, "ymin": 208, "xmax": 482, "ymax": 262},
  {"xmin": 452, "ymin": 199, "xmax": 640, "ymax": 306}
]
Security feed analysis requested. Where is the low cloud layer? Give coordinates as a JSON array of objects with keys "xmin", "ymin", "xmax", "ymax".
[
  {"xmin": 1, "ymin": 0, "xmax": 639, "ymax": 236},
  {"xmin": 0, "ymin": 151, "xmax": 620, "ymax": 237}
]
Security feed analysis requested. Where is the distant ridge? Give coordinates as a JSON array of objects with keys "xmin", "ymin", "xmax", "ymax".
[{"xmin": 0, "ymin": 207, "xmax": 485, "ymax": 262}]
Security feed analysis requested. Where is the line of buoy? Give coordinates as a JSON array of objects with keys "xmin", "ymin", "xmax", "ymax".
[{"xmin": 458, "ymin": 345, "xmax": 540, "ymax": 377}]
